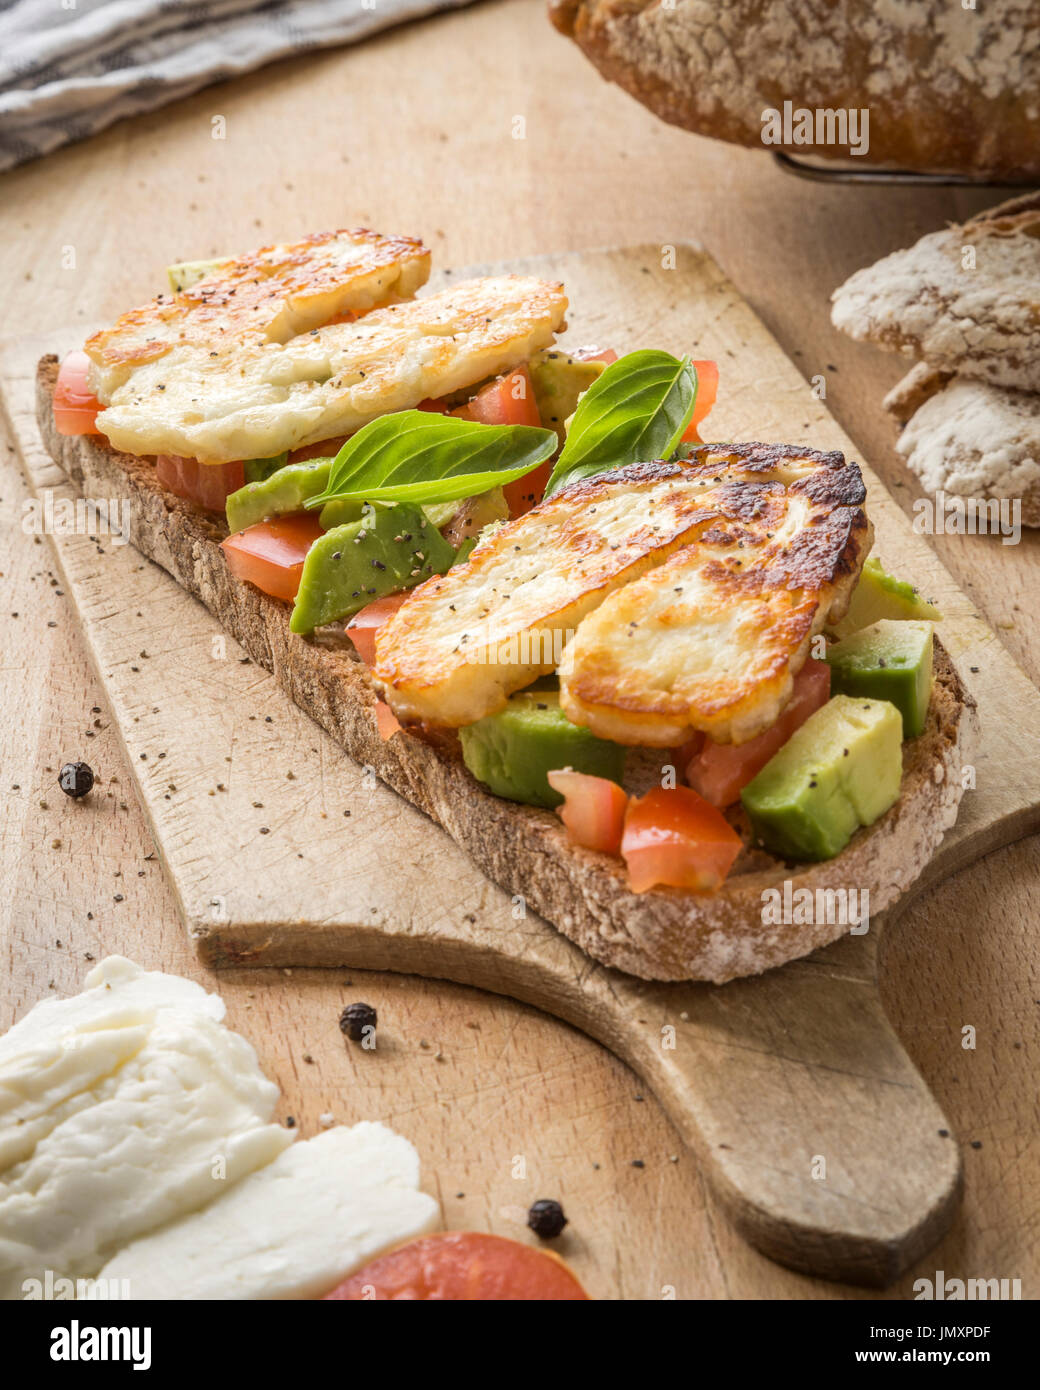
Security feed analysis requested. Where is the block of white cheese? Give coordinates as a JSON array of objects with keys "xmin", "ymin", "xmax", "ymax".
[
  {"xmin": 0, "ymin": 957, "xmax": 291, "ymax": 1299},
  {"xmin": 99, "ymin": 1123, "xmax": 440, "ymax": 1299}
]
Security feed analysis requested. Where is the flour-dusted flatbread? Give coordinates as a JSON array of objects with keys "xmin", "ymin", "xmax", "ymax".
[
  {"xmin": 831, "ymin": 199, "xmax": 1040, "ymax": 392},
  {"xmin": 882, "ymin": 363, "xmax": 955, "ymax": 424},
  {"xmin": 895, "ymin": 378, "xmax": 1040, "ymax": 528}
]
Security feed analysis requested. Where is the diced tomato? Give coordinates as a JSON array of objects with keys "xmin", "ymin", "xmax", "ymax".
[
  {"xmin": 462, "ymin": 366, "xmax": 542, "ymax": 428},
  {"xmin": 323, "ymin": 1232, "xmax": 589, "ymax": 1301},
  {"xmin": 374, "ymin": 699, "xmax": 402, "ymax": 740},
  {"xmin": 346, "ymin": 592, "xmax": 409, "ymax": 666},
  {"xmin": 573, "ymin": 346, "xmax": 618, "ymax": 365},
  {"xmin": 686, "ymin": 659, "xmax": 831, "ymax": 807},
  {"xmin": 621, "ymin": 785, "xmax": 742, "ymax": 894},
  {"xmin": 53, "ymin": 351, "xmax": 104, "ymax": 436},
  {"xmin": 447, "ymin": 366, "xmax": 549, "ymax": 515},
  {"xmin": 671, "ymin": 733, "xmax": 705, "ymax": 771},
  {"xmin": 680, "ymin": 359, "xmax": 720, "ymax": 445},
  {"xmin": 287, "ymin": 435, "xmax": 350, "ymax": 464},
  {"xmin": 416, "ymin": 397, "xmax": 453, "ymax": 414},
  {"xmin": 220, "ymin": 512, "xmax": 324, "ymax": 602},
  {"xmin": 504, "ymin": 460, "xmax": 553, "ymax": 517},
  {"xmin": 156, "ymin": 454, "xmax": 245, "ymax": 512},
  {"xmin": 547, "ymin": 770, "xmax": 628, "ymax": 855}
]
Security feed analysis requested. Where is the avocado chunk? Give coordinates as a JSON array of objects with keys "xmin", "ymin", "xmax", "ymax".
[
  {"xmin": 459, "ymin": 691, "xmax": 626, "ymax": 808},
  {"xmin": 825, "ymin": 620, "xmax": 933, "ymax": 738},
  {"xmin": 529, "ymin": 350, "xmax": 607, "ymax": 444},
  {"xmin": 166, "ymin": 258, "xmax": 231, "ymax": 294},
  {"xmin": 741, "ymin": 695, "xmax": 903, "ymax": 861},
  {"xmin": 318, "ymin": 496, "xmax": 369, "ymax": 530},
  {"xmin": 830, "ymin": 557, "xmax": 941, "ymax": 638},
  {"xmin": 243, "ymin": 452, "xmax": 289, "ymax": 484},
  {"xmin": 289, "ymin": 503, "xmax": 454, "ymax": 634},
  {"xmin": 226, "ymin": 460, "xmax": 333, "ymax": 533}
]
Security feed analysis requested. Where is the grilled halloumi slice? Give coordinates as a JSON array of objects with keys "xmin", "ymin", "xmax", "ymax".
[
  {"xmin": 373, "ymin": 445, "xmax": 870, "ymax": 742},
  {"xmin": 92, "ymin": 273, "xmax": 567, "ymax": 464},
  {"xmin": 372, "ymin": 457, "xmax": 771, "ymax": 725},
  {"xmin": 559, "ymin": 445, "xmax": 872, "ymax": 745},
  {"xmin": 86, "ymin": 229, "xmax": 432, "ymax": 400}
]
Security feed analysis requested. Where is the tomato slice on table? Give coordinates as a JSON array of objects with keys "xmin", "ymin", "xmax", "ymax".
[
  {"xmin": 345, "ymin": 592, "xmax": 410, "ymax": 666},
  {"xmin": 680, "ymin": 359, "xmax": 720, "ymax": 445},
  {"xmin": 156, "ymin": 454, "xmax": 245, "ymax": 512},
  {"xmin": 547, "ymin": 770, "xmax": 628, "ymax": 855},
  {"xmin": 323, "ymin": 1232, "xmax": 589, "ymax": 1301},
  {"xmin": 686, "ymin": 659, "xmax": 831, "ymax": 808},
  {"xmin": 621, "ymin": 785, "xmax": 742, "ymax": 893},
  {"xmin": 220, "ymin": 513, "xmax": 324, "ymax": 602},
  {"xmin": 53, "ymin": 351, "xmax": 104, "ymax": 436}
]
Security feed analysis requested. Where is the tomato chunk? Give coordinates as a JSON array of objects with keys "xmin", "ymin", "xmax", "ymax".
[
  {"xmin": 681, "ymin": 360, "xmax": 720, "ymax": 445},
  {"xmin": 462, "ymin": 366, "xmax": 541, "ymax": 428},
  {"xmin": 156, "ymin": 454, "xmax": 245, "ymax": 512},
  {"xmin": 686, "ymin": 660, "xmax": 831, "ymax": 807},
  {"xmin": 53, "ymin": 351, "xmax": 104, "ymax": 436},
  {"xmin": 220, "ymin": 513, "xmax": 324, "ymax": 602},
  {"xmin": 621, "ymin": 786, "xmax": 742, "ymax": 893},
  {"xmin": 574, "ymin": 347, "xmax": 618, "ymax": 364},
  {"xmin": 547, "ymin": 770, "xmax": 628, "ymax": 855},
  {"xmin": 345, "ymin": 592, "xmax": 410, "ymax": 666},
  {"xmin": 374, "ymin": 699, "xmax": 402, "ymax": 740},
  {"xmin": 323, "ymin": 1232, "xmax": 589, "ymax": 1301},
  {"xmin": 287, "ymin": 435, "xmax": 350, "ymax": 464}
]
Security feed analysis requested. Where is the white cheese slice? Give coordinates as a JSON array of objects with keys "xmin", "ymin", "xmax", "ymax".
[
  {"xmin": 98, "ymin": 1124, "xmax": 440, "ymax": 1300},
  {"xmin": 0, "ymin": 957, "xmax": 291, "ymax": 1299}
]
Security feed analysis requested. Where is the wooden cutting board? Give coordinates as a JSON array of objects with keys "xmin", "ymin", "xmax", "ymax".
[{"xmin": 5, "ymin": 245, "xmax": 1040, "ymax": 1288}]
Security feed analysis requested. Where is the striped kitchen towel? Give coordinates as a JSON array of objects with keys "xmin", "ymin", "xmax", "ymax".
[{"xmin": 0, "ymin": 0, "xmax": 476, "ymax": 174}]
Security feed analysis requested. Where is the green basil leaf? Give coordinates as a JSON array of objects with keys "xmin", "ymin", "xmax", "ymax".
[
  {"xmin": 544, "ymin": 351, "xmax": 698, "ymax": 497},
  {"xmin": 305, "ymin": 411, "xmax": 557, "ymax": 509}
]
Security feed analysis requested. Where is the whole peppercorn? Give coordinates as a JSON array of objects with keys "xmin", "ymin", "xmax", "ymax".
[
  {"xmin": 339, "ymin": 1001, "xmax": 377, "ymax": 1043},
  {"xmin": 527, "ymin": 1199, "xmax": 568, "ymax": 1240},
  {"xmin": 58, "ymin": 761, "xmax": 95, "ymax": 799}
]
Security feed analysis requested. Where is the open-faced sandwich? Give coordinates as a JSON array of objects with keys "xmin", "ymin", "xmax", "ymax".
[{"xmin": 37, "ymin": 229, "xmax": 976, "ymax": 982}]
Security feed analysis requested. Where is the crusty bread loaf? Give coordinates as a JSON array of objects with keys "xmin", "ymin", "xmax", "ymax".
[
  {"xmin": 37, "ymin": 357, "xmax": 976, "ymax": 983},
  {"xmin": 550, "ymin": 0, "xmax": 1040, "ymax": 179}
]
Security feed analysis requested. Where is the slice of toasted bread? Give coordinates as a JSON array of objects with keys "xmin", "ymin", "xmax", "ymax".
[{"xmin": 36, "ymin": 357, "xmax": 976, "ymax": 983}]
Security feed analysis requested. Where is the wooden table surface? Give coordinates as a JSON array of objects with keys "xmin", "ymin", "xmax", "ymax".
[{"xmin": 1, "ymin": 0, "xmax": 1037, "ymax": 1301}]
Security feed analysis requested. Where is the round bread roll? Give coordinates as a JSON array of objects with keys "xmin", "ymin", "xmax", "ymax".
[{"xmin": 550, "ymin": 0, "xmax": 1040, "ymax": 179}]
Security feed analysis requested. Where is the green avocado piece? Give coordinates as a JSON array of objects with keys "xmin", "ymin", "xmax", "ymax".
[
  {"xmin": 226, "ymin": 460, "xmax": 332, "ymax": 533},
  {"xmin": 825, "ymin": 620, "xmax": 933, "ymax": 738},
  {"xmin": 459, "ymin": 691, "xmax": 626, "ymax": 809},
  {"xmin": 318, "ymin": 496, "xmax": 369, "ymax": 530},
  {"xmin": 830, "ymin": 557, "xmax": 942, "ymax": 638},
  {"xmin": 166, "ymin": 258, "xmax": 232, "ymax": 294},
  {"xmin": 741, "ymin": 695, "xmax": 903, "ymax": 861},
  {"xmin": 289, "ymin": 503, "xmax": 454, "ymax": 634},
  {"xmin": 242, "ymin": 452, "xmax": 289, "ymax": 484},
  {"xmin": 529, "ymin": 350, "xmax": 606, "ymax": 444}
]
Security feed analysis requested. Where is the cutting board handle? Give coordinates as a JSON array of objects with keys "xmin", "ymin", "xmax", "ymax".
[{"xmin": 295, "ymin": 917, "xmax": 958, "ymax": 1288}]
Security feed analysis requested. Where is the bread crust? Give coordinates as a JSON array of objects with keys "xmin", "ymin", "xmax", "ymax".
[
  {"xmin": 550, "ymin": 0, "xmax": 1040, "ymax": 179},
  {"xmin": 36, "ymin": 356, "xmax": 977, "ymax": 982}
]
